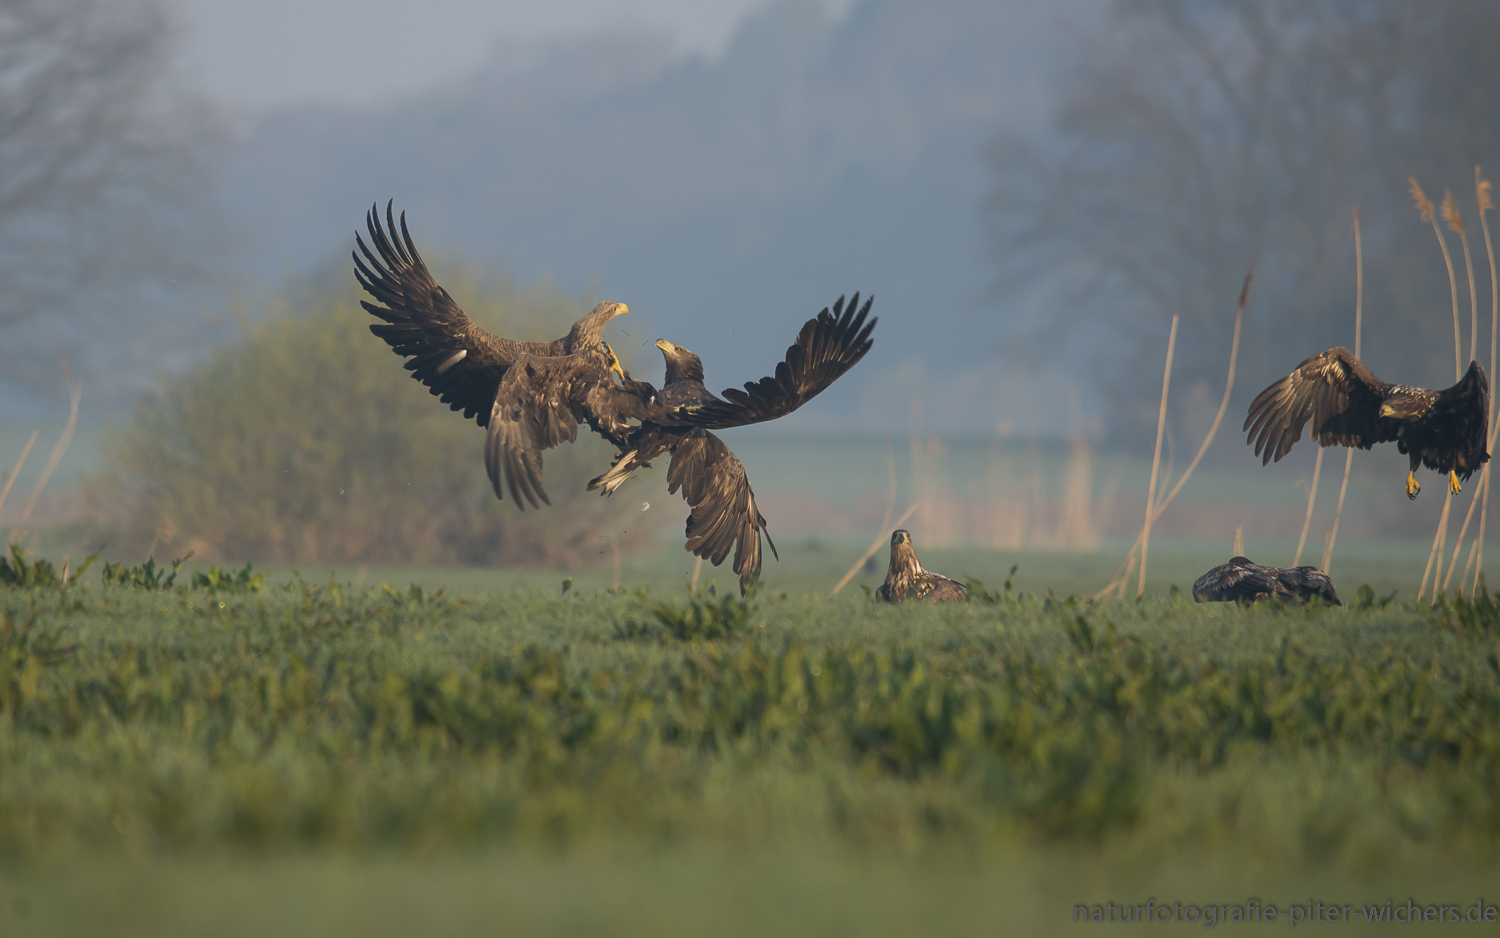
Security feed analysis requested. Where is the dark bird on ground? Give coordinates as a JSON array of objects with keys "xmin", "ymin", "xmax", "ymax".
[
  {"xmin": 588, "ymin": 296, "xmax": 877, "ymax": 591},
  {"xmin": 1192, "ymin": 556, "xmax": 1341, "ymax": 605},
  {"xmin": 354, "ymin": 202, "xmax": 636, "ymax": 507},
  {"xmin": 1244, "ymin": 347, "xmax": 1490, "ymax": 499},
  {"xmin": 875, "ymin": 529, "xmax": 967, "ymax": 603}
]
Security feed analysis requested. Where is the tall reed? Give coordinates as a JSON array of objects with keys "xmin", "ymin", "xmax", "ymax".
[
  {"xmin": 1322, "ymin": 208, "xmax": 1363, "ymax": 574},
  {"xmin": 1097, "ymin": 271, "xmax": 1247, "ymax": 599},
  {"xmin": 1410, "ymin": 178, "xmax": 1463, "ymax": 602},
  {"xmin": 1137, "ymin": 316, "xmax": 1178, "ymax": 596},
  {"xmin": 1293, "ymin": 449, "xmax": 1323, "ymax": 568},
  {"xmin": 1473, "ymin": 167, "xmax": 1497, "ymax": 595},
  {"xmin": 1442, "ymin": 195, "xmax": 1483, "ymax": 595}
]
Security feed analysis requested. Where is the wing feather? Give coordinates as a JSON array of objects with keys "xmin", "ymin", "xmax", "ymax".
[
  {"xmin": 673, "ymin": 293, "xmax": 876, "ymax": 429},
  {"xmin": 665, "ymin": 429, "xmax": 776, "ymax": 592},
  {"xmin": 1243, "ymin": 347, "xmax": 1394, "ymax": 463},
  {"xmin": 355, "ymin": 201, "xmax": 541, "ymax": 425}
]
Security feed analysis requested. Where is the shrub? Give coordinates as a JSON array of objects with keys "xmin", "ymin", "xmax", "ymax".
[{"xmin": 91, "ymin": 267, "xmax": 655, "ymax": 566}]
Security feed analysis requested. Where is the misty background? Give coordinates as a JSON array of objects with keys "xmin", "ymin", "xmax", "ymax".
[{"xmin": 2, "ymin": 0, "xmax": 1500, "ymax": 568}]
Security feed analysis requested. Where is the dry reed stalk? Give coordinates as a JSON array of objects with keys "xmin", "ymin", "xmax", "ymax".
[
  {"xmin": 0, "ymin": 429, "xmax": 39, "ymax": 535},
  {"xmin": 1419, "ymin": 492, "xmax": 1452, "ymax": 602},
  {"xmin": 1473, "ymin": 167, "xmax": 1497, "ymax": 595},
  {"xmin": 1137, "ymin": 315, "xmax": 1178, "ymax": 597},
  {"xmin": 1094, "ymin": 271, "xmax": 1248, "ymax": 600},
  {"xmin": 1413, "ymin": 178, "xmax": 1465, "ymax": 379},
  {"xmin": 1322, "ymin": 209, "xmax": 1364, "ymax": 574},
  {"xmin": 1233, "ymin": 526, "xmax": 1243, "ymax": 556},
  {"xmin": 1443, "ymin": 487, "xmax": 1480, "ymax": 595},
  {"xmin": 829, "ymin": 500, "xmax": 922, "ymax": 597},
  {"xmin": 1293, "ymin": 448, "xmax": 1323, "ymax": 568},
  {"xmin": 1149, "ymin": 269, "xmax": 1250, "ymax": 524},
  {"xmin": 689, "ymin": 556, "xmax": 703, "ymax": 594},
  {"xmin": 1412, "ymin": 178, "xmax": 1466, "ymax": 597},
  {"xmin": 1443, "ymin": 191, "xmax": 1478, "ymax": 364},
  {"xmin": 13, "ymin": 366, "xmax": 81, "ymax": 540}
]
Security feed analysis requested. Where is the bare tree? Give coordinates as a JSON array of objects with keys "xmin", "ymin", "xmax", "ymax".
[
  {"xmin": 0, "ymin": 0, "xmax": 217, "ymax": 399},
  {"xmin": 988, "ymin": 0, "xmax": 1500, "ymax": 440}
]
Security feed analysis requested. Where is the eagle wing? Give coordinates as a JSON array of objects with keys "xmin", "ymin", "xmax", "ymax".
[
  {"xmin": 1423, "ymin": 360, "xmax": 1491, "ymax": 478},
  {"xmin": 1243, "ymin": 347, "xmax": 1396, "ymax": 464},
  {"xmin": 355, "ymin": 201, "xmax": 541, "ymax": 426},
  {"xmin": 1192, "ymin": 559, "xmax": 1290, "ymax": 603},
  {"xmin": 485, "ymin": 352, "xmax": 611, "ymax": 509},
  {"xmin": 1276, "ymin": 566, "xmax": 1341, "ymax": 605},
  {"xmin": 665, "ymin": 429, "xmax": 777, "ymax": 592},
  {"xmin": 669, "ymin": 293, "xmax": 876, "ymax": 430}
]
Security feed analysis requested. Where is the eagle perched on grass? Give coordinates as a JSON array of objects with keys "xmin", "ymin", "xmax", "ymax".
[
  {"xmin": 1244, "ymin": 347, "xmax": 1489, "ymax": 499},
  {"xmin": 1192, "ymin": 556, "xmax": 1340, "ymax": 605},
  {"xmin": 876, "ymin": 529, "xmax": 966, "ymax": 603}
]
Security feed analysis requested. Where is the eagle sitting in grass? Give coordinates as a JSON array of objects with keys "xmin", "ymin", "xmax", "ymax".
[
  {"xmin": 876, "ymin": 529, "xmax": 966, "ymax": 603},
  {"xmin": 1192, "ymin": 556, "xmax": 1340, "ymax": 605},
  {"xmin": 1244, "ymin": 347, "xmax": 1489, "ymax": 499},
  {"xmin": 588, "ymin": 296, "xmax": 877, "ymax": 592}
]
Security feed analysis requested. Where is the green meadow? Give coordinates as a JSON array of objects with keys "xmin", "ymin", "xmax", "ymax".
[{"xmin": 2, "ymin": 549, "xmax": 1499, "ymax": 936}]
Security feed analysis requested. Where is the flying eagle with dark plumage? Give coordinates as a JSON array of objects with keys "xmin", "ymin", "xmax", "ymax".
[
  {"xmin": 355, "ymin": 202, "xmax": 877, "ymax": 590},
  {"xmin": 354, "ymin": 202, "xmax": 638, "ymax": 507},
  {"xmin": 588, "ymin": 296, "xmax": 877, "ymax": 591},
  {"xmin": 1192, "ymin": 556, "xmax": 1340, "ymax": 605},
  {"xmin": 1244, "ymin": 347, "xmax": 1490, "ymax": 499},
  {"xmin": 876, "ymin": 529, "xmax": 966, "ymax": 603}
]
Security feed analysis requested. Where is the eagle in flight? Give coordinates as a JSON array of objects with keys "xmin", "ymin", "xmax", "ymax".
[
  {"xmin": 354, "ymin": 202, "xmax": 876, "ymax": 590},
  {"xmin": 1244, "ymin": 347, "xmax": 1489, "ymax": 499}
]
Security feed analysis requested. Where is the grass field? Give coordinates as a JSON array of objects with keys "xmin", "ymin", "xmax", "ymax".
[{"xmin": 2, "ymin": 556, "xmax": 1500, "ymax": 936}]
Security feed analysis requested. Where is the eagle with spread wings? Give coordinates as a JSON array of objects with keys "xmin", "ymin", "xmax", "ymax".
[
  {"xmin": 1244, "ymin": 347, "xmax": 1490, "ymax": 499},
  {"xmin": 355, "ymin": 202, "xmax": 877, "ymax": 589},
  {"xmin": 586, "ymin": 296, "xmax": 877, "ymax": 591}
]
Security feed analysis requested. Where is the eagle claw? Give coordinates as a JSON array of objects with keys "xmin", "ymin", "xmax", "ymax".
[
  {"xmin": 1406, "ymin": 472, "xmax": 1420, "ymax": 500},
  {"xmin": 1450, "ymin": 471, "xmax": 1463, "ymax": 495}
]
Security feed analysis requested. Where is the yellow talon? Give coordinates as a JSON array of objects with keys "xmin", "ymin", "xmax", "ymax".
[
  {"xmin": 1451, "ymin": 471, "xmax": 1463, "ymax": 495},
  {"xmin": 1406, "ymin": 471, "xmax": 1421, "ymax": 500},
  {"xmin": 603, "ymin": 340, "xmax": 625, "ymax": 383}
]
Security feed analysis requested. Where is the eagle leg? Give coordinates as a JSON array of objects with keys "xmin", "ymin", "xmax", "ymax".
[
  {"xmin": 602, "ymin": 340, "xmax": 625, "ymax": 384},
  {"xmin": 1450, "ymin": 471, "xmax": 1463, "ymax": 495},
  {"xmin": 1406, "ymin": 470, "xmax": 1421, "ymax": 500}
]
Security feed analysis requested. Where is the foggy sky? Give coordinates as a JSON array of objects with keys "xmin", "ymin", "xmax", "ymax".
[{"xmin": 171, "ymin": 0, "xmax": 852, "ymax": 110}]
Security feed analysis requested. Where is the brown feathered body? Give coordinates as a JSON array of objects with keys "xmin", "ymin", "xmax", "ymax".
[
  {"xmin": 1244, "ymin": 348, "xmax": 1489, "ymax": 498},
  {"xmin": 876, "ymin": 530, "xmax": 966, "ymax": 603},
  {"xmin": 1192, "ymin": 556, "xmax": 1340, "ymax": 605}
]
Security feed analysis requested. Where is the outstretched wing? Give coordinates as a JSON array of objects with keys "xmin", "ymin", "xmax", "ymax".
[
  {"xmin": 355, "ymin": 201, "xmax": 538, "ymax": 425},
  {"xmin": 670, "ymin": 293, "xmax": 876, "ymax": 430},
  {"xmin": 484, "ymin": 353, "xmax": 596, "ymax": 509},
  {"xmin": 1425, "ymin": 360, "xmax": 1491, "ymax": 478},
  {"xmin": 1243, "ymin": 347, "xmax": 1396, "ymax": 464},
  {"xmin": 666, "ymin": 429, "xmax": 778, "ymax": 592}
]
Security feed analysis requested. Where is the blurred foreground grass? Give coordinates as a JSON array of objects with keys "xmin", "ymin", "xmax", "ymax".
[{"xmin": 1, "ymin": 570, "xmax": 1498, "ymax": 935}]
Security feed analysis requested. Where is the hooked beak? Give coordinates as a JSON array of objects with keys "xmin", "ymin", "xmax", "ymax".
[
  {"xmin": 613, "ymin": 303, "xmax": 629, "ymax": 318},
  {"xmin": 1378, "ymin": 403, "xmax": 1395, "ymax": 418},
  {"xmin": 655, "ymin": 339, "xmax": 674, "ymax": 353}
]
